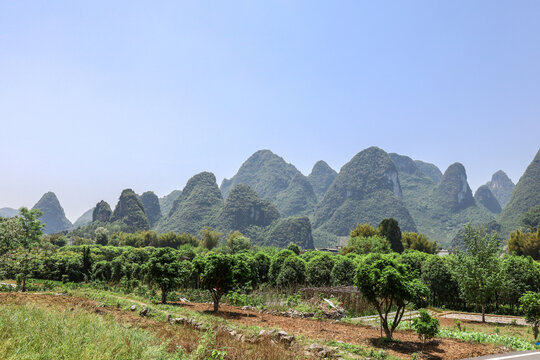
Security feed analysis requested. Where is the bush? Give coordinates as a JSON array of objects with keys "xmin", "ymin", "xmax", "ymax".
[{"xmin": 412, "ymin": 309, "xmax": 439, "ymax": 346}]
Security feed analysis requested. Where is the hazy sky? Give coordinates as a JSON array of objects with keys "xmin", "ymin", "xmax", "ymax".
[{"xmin": 1, "ymin": 1, "xmax": 539, "ymax": 222}]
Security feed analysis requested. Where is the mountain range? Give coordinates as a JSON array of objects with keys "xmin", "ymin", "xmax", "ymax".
[{"xmin": 4, "ymin": 146, "xmax": 538, "ymax": 248}]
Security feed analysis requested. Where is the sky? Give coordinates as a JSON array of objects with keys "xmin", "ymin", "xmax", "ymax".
[{"xmin": 1, "ymin": 1, "xmax": 539, "ymax": 222}]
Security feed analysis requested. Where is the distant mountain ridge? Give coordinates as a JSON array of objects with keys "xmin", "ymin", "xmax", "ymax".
[
  {"xmin": 32, "ymin": 192, "xmax": 72, "ymax": 234},
  {"xmin": 498, "ymin": 148, "xmax": 540, "ymax": 236},
  {"xmin": 486, "ymin": 170, "xmax": 515, "ymax": 208}
]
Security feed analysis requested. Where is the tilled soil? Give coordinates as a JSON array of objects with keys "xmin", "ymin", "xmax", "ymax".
[{"xmin": 179, "ymin": 302, "xmax": 505, "ymax": 360}]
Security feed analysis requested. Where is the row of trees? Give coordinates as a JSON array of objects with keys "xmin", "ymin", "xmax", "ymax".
[{"xmin": 1, "ymin": 211, "xmax": 540, "ymax": 339}]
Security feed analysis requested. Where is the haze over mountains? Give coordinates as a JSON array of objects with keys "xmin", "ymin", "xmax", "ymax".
[{"xmin": 3, "ymin": 146, "xmax": 538, "ymax": 249}]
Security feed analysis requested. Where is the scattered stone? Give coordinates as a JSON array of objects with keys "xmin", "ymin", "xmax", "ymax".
[
  {"xmin": 139, "ymin": 307, "xmax": 149, "ymax": 316},
  {"xmin": 308, "ymin": 343, "xmax": 336, "ymax": 358},
  {"xmin": 241, "ymin": 305, "xmax": 256, "ymax": 311},
  {"xmin": 130, "ymin": 304, "xmax": 137, "ymax": 311}
]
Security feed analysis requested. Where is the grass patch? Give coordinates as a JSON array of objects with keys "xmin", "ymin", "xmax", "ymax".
[{"xmin": 0, "ymin": 304, "xmax": 179, "ymax": 360}]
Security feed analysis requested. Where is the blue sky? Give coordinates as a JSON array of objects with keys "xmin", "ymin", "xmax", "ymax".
[{"xmin": 1, "ymin": 1, "xmax": 539, "ymax": 221}]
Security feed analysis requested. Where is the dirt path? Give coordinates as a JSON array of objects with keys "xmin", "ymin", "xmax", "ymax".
[
  {"xmin": 174, "ymin": 302, "xmax": 503, "ymax": 360},
  {"xmin": 440, "ymin": 313, "xmax": 528, "ymax": 326}
]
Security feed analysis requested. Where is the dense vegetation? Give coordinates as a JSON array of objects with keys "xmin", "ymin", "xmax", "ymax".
[
  {"xmin": 312, "ymin": 147, "xmax": 417, "ymax": 246},
  {"xmin": 158, "ymin": 189, "xmax": 181, "ymax": 216},
  {"xmin": 111, "ymin": 189, "xmax": 151, "ymax": 232},
  {"xmin": 156, "ymin": 172, "xmax": 223, "ymax": 235},
  {"xmin": 498, "ymin": 148, "xmax": 540, "ymax": 236},
  {"xmin": 307, "ymin": 160, "xmax": 338, "ymax": 199}
]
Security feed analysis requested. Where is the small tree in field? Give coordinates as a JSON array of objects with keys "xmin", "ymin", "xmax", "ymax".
[
  {"xmin": 355, "ymin": 254, "xmax": 429, "ymax": 339},
  {"xmin": 144, "ymin": 248, "xmax": 189, "ymax": 304},
  {"xmin": 453, "ymin": 224, "xmax": 502, "ymax": 322},
  {"xmin": 413, "ymin": 309, "xmax": 439, "ymax": 349},
  {"xmin": 379, "ymin": 218, "xmax": 404, "ymax": 253},
  {"xmin": 200, "ymin": 253, "xmax": 234, "ymax": 312},
  {"xmin": 520, "ymin": 291, "xmax": 540, "ymax": 340}
]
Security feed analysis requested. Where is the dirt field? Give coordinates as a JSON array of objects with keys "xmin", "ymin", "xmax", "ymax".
[{"xmin": 0, "ymin": 293, "xmax": 506, "ymax": 360}]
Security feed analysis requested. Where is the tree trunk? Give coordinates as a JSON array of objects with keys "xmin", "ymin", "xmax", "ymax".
[
  {"xmin": 22, "ymin": 275, "xmax": 27, "ymax": 293},
  {"xmin": 481, "ymin": 303, "xmax": 485, "ymax": 323},
  {"xmin": 161, "ymin": 290, "xmax": 167, "ymax": 304},
  {"xmin": 213, "ymin": 297, "xmax": 219, "ymax": 312}
]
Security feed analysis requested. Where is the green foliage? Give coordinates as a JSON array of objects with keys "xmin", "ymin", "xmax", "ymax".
[
  {"xmin": 401, "ymin": 232, "xmax": 438, "ymax": 254},
  {"xmin": 287, "ymin": 242, "xmax": 300, "ymax": 255},
  {"xmin": 110, "ymin": 189, "xmax": 150, "ymax": 232},
  {"xmin": 453, "ymin": 224, "xmax": 503, "ymax": 321},
  {"xmin": 308, "ymin": 160, "xmax": 338, "ymax": 199},
  {"xmin": 32, "ymin": 192, "xmax": 72, "ymax": 234},
  {"xmin": 350, "ymin": 223, "xmax": 379, "ymax": 238},
  {"xmin": 226, "ymin": 231, "xmax": 252, "ymax": 253},
  {"xmin": 306, "ymin": 253, "xmax": 335, "ymax": 286},
  {"xmin": 254, "ymin": 252, "xmax": 271, "ymax": 283},
  {"xmin": 18, "ymin": 207, "xmax": 45, "ymax": 246},
  {"xmin": 521, "ymin": 205, "xmax": 540, "ymax": 231},
  {"xmin": 499, "ymin": 148, "xmax": 540, "ymax": 236},
  {"xmin": 0, "ymin": 216, "xmax": 25, "ymax": 256},
  {"xmin": 343, "ymin": 235, "xmax": 391, "ymax": 255},
  {"xmin": 276, "ymin": 256, "xmax": 306, "ymax": 289},
  {"xmin": 94, "ymin": 227, "xmax": 109, "ymax": 246},
  {"xmin": 412, "ymin": 309, "xmax": 439, "ymax": 345},
  {"xmin": 421, "ymin": 255, "xmax": 459, "ymax": 307},
  {"xmin": 140, "ymin": 191, "xmax": 162, "ymax": 227},
  {"xmin": 200, "ymin": 253, "xmax": 234, "ymax": 312},
  {"xmin": 144, "ymin": 247, "xmax": 190, "ymax": 303},
  {"xmin": 502, "ymin": 255, "xmax": 540, "ymax": 308},
  {"xmin": 266, "ymin": 216, "xmax": 314, "ymax": 249},
  {"xmin": 0, "ymin": 304, "xmax": 178, "ymax": 360},
  {"xmin": 378, "ymin": 218, "xmax": 404, "ymax": 253},
  {"xmin": 313, "ymin": 147, "xmax": 417, "ymax": 245},
  {"xmin": 268, "ymin": 249, "xmax": 295, "ymax": 285},
  {"xmin": 92, "ymin": 200, "xmax": 112, "ymax": 223},
  {"xmin": 520, "ymin": 291, "xmax": 540, "ymax": 340},
  {"xmin": 200, "ymin": 227, "xmax": 222, "ymax": 250},
  {"xmin": 398, "ymin": 250, "xmax": 431, "ymax": 278},
  {"xmin": 156, "ymin": 172, "xmax": 223, "ymax": 235},
  {"xmin": 355, "ymin": 253, "xmax": 430, "ymax": 339},
  {"xmin": 414, "ymin": 160, "xmax": 442, "ymax": 184},
  {"xmin": 507, "ymin": 230, "xmax": 540, "ymax": 260},
  {"xmin": 331, "ymin": 256, "xmax": 356, "ymax": 285}
]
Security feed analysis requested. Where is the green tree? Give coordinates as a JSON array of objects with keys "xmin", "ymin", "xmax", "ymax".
[
  {"xmin": 17, "ymin": 207, "xmax": 44, "ymax": 246},
  {"xmin": 501, "ymin": 255, "xmax": 540, "ymax": 310},
  {"xmin": 401, "ymin": 232, "xmax": 438, "ymax": 254},
  {"xmin": 519, "ymin": 291, "xmax": 540, "ymax": 340},
  {"xmin": 200, "ymin": 253, "xmax": 234, "ymax": 312},
  {"xmin": 331, "ymin": 256, "xmax": 356, "ymax": 286},
  {"xmin": 0, "ymin": 217, "xmax": 24, "ymax": 256},
  {"xmin": 350, "ymin": 223, "xmax": 379, "ymax": 238},
  {"xmin": 200, "ymin": 227, "xmax": 222, "ymax": 250},
  {"xmin": 254, "ymin": 252, "xmax": 271, "ymax": 283},
  {"xmin": 507, "ymin": 229, "xmax": 540, "ymax": 260},
  {"xmin": 378, "ymin": 218, "xmax": 404, "ymax": 253},
  {"xmin": 287, "ymin": 242, "xmax": 301, "ymax": 255},
  {"xmin": 306, "ymin": 253, "xmax": 335, "ymax": 286},
  {"xmin": 226, "ymin": 231, "xmax": 251, "ymax": 253},
  {"xmin": 94, "ymin": 227, "xmax": 109, "ymax": 246},
  {"xmin": 355, "ymin": 254, "xmax": 429, "ymax": 339},
  {"xmin": 521, "ymin": 205, "xmax": 540, "ymax": 231},
  {"xmin": 268, "ymin": 249, "xmax": 295, "ymax": 285},
  {"xmin": 421, "ymin": 255, "xmax": 459, "ymax": 307},
  {"xmin": 342, "ymin": 235, "xmax": 391, "ymax": 255},
  {"xmin": 453, "ymin": 224, "xmax": 502, "ymax": 322},
  {"xmin": 412, "ymin": 309, "xmax": 439, "ymax": 348},
  {"xmin": 276, "ymin": 256, "xmax": 306, "ymax": 289},
  {"xmin": 144, "ymin": 248, "xmax": 189, "ymax": 304}
]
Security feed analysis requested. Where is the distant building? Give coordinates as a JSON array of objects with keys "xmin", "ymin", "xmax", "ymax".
[{"xmin": 437, "ymin": 249, "xmax": 456, "ymax": 256}]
